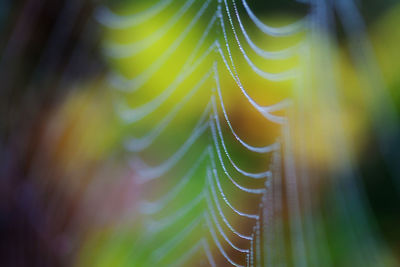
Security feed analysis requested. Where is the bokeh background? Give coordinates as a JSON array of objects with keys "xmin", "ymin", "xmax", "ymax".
[{"xmin": 0, "ymin": 0, "xmax": 399, "ymax": 266}]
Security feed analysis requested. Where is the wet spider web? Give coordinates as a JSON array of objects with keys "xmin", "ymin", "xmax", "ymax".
[{"xmin": 93, "ymin": 0, "xmax": 399, "ymax": 266}]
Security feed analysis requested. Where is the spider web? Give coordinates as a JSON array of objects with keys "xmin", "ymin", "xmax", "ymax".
[{"xmin": 95, "ymin": 0, "xmax": 399, "ymax": 266}]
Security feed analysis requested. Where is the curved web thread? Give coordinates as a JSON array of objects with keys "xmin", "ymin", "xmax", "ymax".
[
  {"xmin": 108, "ymin": 11, "xmax": 218, "ymax": 92},
  {"xmin": 95, "ymin": 0, "xmax": 175, "ymax": 29},
  {"xmin": 102, "ymin": 0, "xmax": 203, "ymax": 58},
  {"xmin": 218, "ymin": 3, "xmax": 299, "ymax": 82},
  {"xmin": 94, "ymin": 0, "xmax": 393, "ymax": 266}
]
